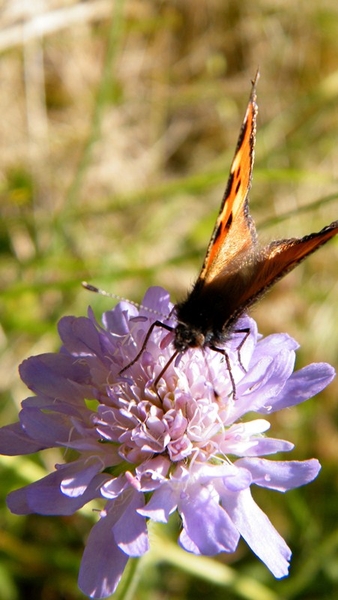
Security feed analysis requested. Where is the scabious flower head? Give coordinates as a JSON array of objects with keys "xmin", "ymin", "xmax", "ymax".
[{"xmin": 0, "ymin": 287, "xmax": 334, "ymax": 598}]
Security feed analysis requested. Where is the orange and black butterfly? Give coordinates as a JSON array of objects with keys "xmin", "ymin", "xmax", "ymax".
[
  {"xmin": 173, "ymin": 72, "xmax": 338, "ymax": 358},
  {"xmin": 88, "ymin": 73, "xmax": 338, "ymax": 380}
]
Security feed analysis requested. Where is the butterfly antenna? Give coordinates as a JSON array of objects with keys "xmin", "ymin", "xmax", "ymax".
[{"xmin": 82, "ymin": 282, "xmax": 168, "ymax": 318}]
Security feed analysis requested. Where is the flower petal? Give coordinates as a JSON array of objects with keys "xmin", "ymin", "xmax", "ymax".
[
  {"xmin": 138, "ymin": 483, "xmax": 178, "ymax": 522},
  {"xmin": 19, "ymin": 354, "xmax": 92, "ymax": 402},
  {"xmin": 235, "ymin": 457, "xmax": 321, "ymax": 491},
  {"xmin": 0, "ymin": 422, "xmax": 46, "ymax": 455},
  {"xmin": 224, "ymin": 488, "xmax": 291, "ymax": 578},
  {"xmin": 113, "ymin": 491, "xmax": 149, "ymax": 556},
  {"xmin": 260, "ymin": 363, "xmax": 336, "ymax": 412},
  {"xmin": 78, "ymin": 511, "xmax": 129, "ymax": 599},
  {"xmin": 7, "ymin": 472, "xmax": 108, "ymax": 515},
  {"xmin": 179, "ymin": 484, "xmax": 239, "ymax": 555},
  {"xmin": 58, "ymin": 316, "xmax": 104, "ymax": 356}
]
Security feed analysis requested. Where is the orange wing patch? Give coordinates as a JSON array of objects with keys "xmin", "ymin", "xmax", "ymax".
[{"xmin": 200, "ymin": 72, "xmax": 259, "ymax": 283}]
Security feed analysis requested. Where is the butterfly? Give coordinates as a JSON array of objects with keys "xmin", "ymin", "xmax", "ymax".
[
  {"xmin": 89, "ymin": 72, "xmax": 338, "ymax": 389},
  {"xmin": 172, "ymin": 72, "xmax": 338, "ymax": 361}
]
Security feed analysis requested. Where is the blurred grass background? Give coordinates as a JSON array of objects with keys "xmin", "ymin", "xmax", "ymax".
[{"xmin": 1, "ymin": 1, "xmax": 338, "ymax": 599}]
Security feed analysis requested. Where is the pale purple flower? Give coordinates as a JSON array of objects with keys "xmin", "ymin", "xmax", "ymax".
[{"xmin": 0, "ymin": 286, "xmax": 334, "ymax": 598}]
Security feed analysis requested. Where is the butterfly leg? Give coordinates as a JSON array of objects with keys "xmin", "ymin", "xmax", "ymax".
[
  {"xmin": 232, "ymin": 327, "xmax": 251, "ymax": 373},
  {"xmin": 153, "ymin": 349, "xmax": 181, "ymax": 388},
  {"xmin": 210, "ymin": 327, "xmax": 251, "ymax": 399},
  {"xmin": 210, "ymin": 346, "xmax": 237, "ymax": 400},
  {"xmin": 119, "ymin": 320, "xmax": 174, "ymax": 375}
]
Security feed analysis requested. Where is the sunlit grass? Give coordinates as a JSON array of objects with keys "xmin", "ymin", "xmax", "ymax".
[{"xmin": 1, "ymin": 1, "xmax": 338, "ymax": 599}]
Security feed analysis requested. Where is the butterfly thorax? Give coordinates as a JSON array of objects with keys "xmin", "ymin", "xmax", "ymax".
[{"xmin": 174, "ymin": 282, "xmax": 238, "ymax": 352}]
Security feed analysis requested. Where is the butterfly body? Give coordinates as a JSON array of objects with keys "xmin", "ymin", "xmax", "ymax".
[
  {"xmin": 173, "ymin": 72, "xmax": 338, "ymax": 355},
  {"xmin": 174, "ymin": 269, "xmax": 253, "ymax": 351},
  {"xmin": 114, "ymin": 74, "xmax": 338, "ymax": 383}
]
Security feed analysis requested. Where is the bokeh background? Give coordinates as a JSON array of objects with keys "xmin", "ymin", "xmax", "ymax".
[{"xmin": 1, "ymin": 1, "xmax": 338, "ymax": 599}]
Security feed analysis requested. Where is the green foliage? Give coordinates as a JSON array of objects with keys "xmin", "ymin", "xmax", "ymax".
[{"xmin": 1, "ymin": 0, "xmax": 338, "ymax": 598}]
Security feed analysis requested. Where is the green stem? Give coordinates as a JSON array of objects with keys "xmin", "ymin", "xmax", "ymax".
[{"xmin": 113, "ymin": 558, "xmax": 142, "ymax": 600}]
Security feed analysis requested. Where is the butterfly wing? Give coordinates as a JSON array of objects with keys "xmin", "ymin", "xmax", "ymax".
[
  {"xmin": 199, "ymin": 72, "xmax": 259, "ymax": 284},
  {"xmin": 210, "ymin": 221, "xmax": 338, "ymax": 326},
  {"xmin": 176, "ymin": 73, "xmax": 338, "ymax": 353}
]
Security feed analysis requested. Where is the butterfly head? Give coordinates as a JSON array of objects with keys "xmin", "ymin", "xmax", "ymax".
[{"xmin": 173, "ymin": 321, "xmax": 208, "ymax": 352}]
